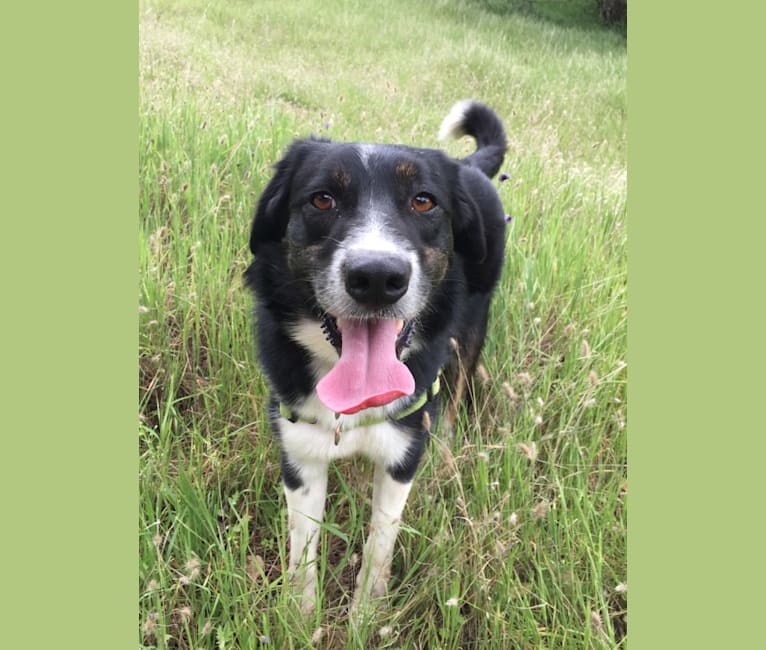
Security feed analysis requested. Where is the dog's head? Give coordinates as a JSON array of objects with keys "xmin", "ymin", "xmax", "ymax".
[
  {"xmin": 249, "ymin": 132, "xmax": 506, "ymax": 414},
  {"xmin": 251, "ymin": 139, "xmax": 500, "ymax": 301}
]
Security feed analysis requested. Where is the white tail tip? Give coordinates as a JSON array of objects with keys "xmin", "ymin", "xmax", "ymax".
[{"xmin": 438, "ymin": 100, "xmax": 473, "ymax": 142}]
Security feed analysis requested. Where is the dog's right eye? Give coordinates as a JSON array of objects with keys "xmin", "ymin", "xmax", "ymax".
[{"xmin": 310, "ymin": 192, "xmax": 336, "ymax": 211}]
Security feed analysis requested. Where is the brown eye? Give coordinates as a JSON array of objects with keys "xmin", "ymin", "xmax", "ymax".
[
  {"xmin": 310, "ymin": 192, "xmax": 336, "ymax": 211},
  {"xmin": 411, "ymin": 193, "xmax": 436, "ymax": 213}
]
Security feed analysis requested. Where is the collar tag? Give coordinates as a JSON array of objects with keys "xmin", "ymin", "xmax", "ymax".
[{"xmin": 334, "ymin": 412, "xmax": 342, "ymax": 445}]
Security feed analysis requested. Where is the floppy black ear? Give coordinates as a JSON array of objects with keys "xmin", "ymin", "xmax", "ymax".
[
  {"xmin": 249, "ymin": 142, "xmax": 306, "ymax": 255},
  {"xmin": 453, "ymin": 169, "xmax": 488, "ymax": 263},
  {"xmin": 452, "ymin": 165, "xmax": 507, "ymax": 293}
]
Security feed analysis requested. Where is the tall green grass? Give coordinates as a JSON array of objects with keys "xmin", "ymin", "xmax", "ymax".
[{"xmin": 139, "ymin": 0, "xmax": 626, "ymax": 647}]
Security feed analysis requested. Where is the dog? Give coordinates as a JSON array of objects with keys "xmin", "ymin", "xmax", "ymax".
[{"xmin": 245, "ymin": 100, "xmax": 508, "ymax": 612}]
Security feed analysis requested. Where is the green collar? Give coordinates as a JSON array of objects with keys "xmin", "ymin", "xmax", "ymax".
[{"xmin": 278, "ymin": 376, "xmax": 440, "ymax": 432}]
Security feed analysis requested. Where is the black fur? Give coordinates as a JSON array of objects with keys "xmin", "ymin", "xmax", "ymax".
[{"xmin": 245, "ymin": 101, "xmax": 508, "ymax": 486}]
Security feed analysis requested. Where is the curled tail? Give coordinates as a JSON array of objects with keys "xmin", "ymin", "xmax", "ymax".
[{"xmin": 438, "ymin": 100, "xmax": 507, "ymax": 179}]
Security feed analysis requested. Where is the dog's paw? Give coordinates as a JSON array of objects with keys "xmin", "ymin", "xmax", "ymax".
[
  {"xmin": 288, "ymin": 568, "xmax": 317, "ymax": 615},
  {"xmin": 351, "ymin": 563, "xmax": 389, "ymax": 613}
]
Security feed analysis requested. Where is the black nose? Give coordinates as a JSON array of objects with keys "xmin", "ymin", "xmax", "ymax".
[{"xmin": 344, "ymin": 254, "xmax": 411, "ymax": 306}]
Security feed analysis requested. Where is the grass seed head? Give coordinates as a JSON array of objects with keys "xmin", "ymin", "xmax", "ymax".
[
  {"xmin": 178, "ymin": 606, "xmax": 192, "ymax": 624},
  {"xmin": 502, "ymin": 381, "xmax": 518, "ymax": 402},
  {"xmin": 590, "ymin": 610, "xmax": 606, "ymax": 638},
  {"xmin": 143, "ymin": 610, "xmax": 159, "ymax": 637},
  {"xmin": 533, "ymin": 500, "xmax": 549, "ymax": 519},
  {"xmin": 517, "ymin": 372, "xmax": 533, "ymax": 387},
  {"xmin": 184, "ymin": 557, "xmax": 202, "ymax": 581},
  {"xmin": 517, "ymin": 441, "xmax": 538, "ymax": 462},
  {"xmin": 311, "ymin": 626, "xmax": 326, "ymax": 644}
]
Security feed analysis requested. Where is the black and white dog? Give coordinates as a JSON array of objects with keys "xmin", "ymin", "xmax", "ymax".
[{"xmin": 245, "ymin": 100, "xmax": 508, "ymax": 612}]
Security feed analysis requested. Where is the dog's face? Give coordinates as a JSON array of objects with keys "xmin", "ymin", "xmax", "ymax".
[
  {"xmin": 287, "ymin": 144, "xmax": 454, "ymax": 324},
  {"xmin": 251, "ymin": 139, "xmax": 489, "ymax": 320}
]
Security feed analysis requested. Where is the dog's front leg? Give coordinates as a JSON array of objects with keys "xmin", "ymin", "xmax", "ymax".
[
  {"xmin": 352, "ymin": 463, "xmax": 413, "ymax": 609},
  {"xmin": 284, "ymin": 460, "xmax": 328, "ymax": 614}
]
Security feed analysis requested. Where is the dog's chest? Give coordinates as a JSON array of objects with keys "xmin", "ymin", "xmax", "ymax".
[
  {"xmin": 280, "ymin": 319, "xmax": 414, "ymax": 467},
  {"xmin": 277, "ymin": 399, "xmax": 413, "ymax": 468},
  {"xmin": 288, "ymin": 318, "xmax": 338, "ymax": 377}
]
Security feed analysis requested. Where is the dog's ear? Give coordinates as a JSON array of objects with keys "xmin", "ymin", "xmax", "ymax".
[
  {"xmin": 452, "ymin": 167, "xmax": 488, "ymax": 263},
  {"xmin": 451, "ymin": 165, "xmax": 506, "ymax": 293},
  {"xmin": 249, "ymin": 142, "xmax": 306, "ymax": 255}
]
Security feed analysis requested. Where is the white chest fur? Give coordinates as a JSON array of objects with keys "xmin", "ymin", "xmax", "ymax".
[
  {"xmin": 282, "ymin": 318, "xmax": 415, "ymax": 468},
  {"xmin": 277, "ymin": 393, "xmax": 414, "ymax": 469}
]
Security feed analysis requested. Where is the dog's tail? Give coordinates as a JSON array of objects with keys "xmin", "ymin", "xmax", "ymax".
[{"xmin": 438, "ymin": 100, "xmax": 507, "ymax": 179}]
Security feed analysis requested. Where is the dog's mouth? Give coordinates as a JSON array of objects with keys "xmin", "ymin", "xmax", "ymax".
[{"xmin": 316, "ymin": 315, "xmax": 416, "ymax": 415}]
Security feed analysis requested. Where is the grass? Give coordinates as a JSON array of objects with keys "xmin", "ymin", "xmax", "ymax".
[{"xmin": 139, "ymin": 0, "xmax": 626, "ymax": 647}]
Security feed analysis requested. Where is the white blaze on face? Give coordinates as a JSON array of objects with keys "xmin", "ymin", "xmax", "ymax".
[
  {"xmin": 356, "ymin": 143, "xmax": 378, "ymax": 169},
  {"xmin": 322, "ymin": 216, "xmax": 423, "ymax": 319}
]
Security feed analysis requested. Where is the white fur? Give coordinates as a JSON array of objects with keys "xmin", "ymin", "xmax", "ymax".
[
  {"xmin": 349, "ymin": 219, "xmax": 404, "ymax": 254},
  {"xmin": 288, "ymin": 319, "xmax": 338, "ymax": 375},
  {"xmin": 279, "ymin": 413, "xmax": 414, "ymax": 612},
  {"xmin": 352, "ymin": 465, "xmax": 413, "ymax": 607},
  {"xmin": 356, "ymin": 143, "xmax": 377, "ymax": 169},
  {"xmin": 438, "ymin": 99, "xmax": 472, "ymax": 142},
  {"xmin": 284, "ymin": 459, "xmax": 328, "ymax": 613},
  {"xmin": 320, "ymin": 222, "xmax": 425, "ymax": 320},
  {"xmin": 280, "ymin": 412, "xmax": 413, "ymax": 468}
]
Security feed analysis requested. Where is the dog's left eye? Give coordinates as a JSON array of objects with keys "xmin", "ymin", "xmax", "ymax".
[
  {"xmin": 310, "ymin": 192, "xmax": 336, "ymax": 211},
  {"xmin": 411, "ymin": 193, "xmax": 437, "ymax": 213}
]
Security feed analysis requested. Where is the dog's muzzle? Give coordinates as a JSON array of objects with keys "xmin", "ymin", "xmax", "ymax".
[{"xmin": 343, "ymin": 252, "xmax": 412, "ymax": 308}]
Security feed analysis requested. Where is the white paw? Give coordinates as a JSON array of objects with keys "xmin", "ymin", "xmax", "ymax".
[
  {"xmin": 351, "ymin": 562, "xmax": 389, "ymax": 611},
  {"xmin": 288, "ymin": 567, "xmax": 317, "ymax": 615}
]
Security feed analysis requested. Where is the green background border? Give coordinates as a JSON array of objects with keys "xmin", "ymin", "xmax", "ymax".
[
  {"xmin": 2, "ymin": 2, "xmax": 136, "ymax": 647},
  {"xmin": 3, "ymin": 1, "xmax": 764, "ymax": 647},
  {"xmin": 629, "ymin": 2, "xmax": 766, "ymax": 648}
]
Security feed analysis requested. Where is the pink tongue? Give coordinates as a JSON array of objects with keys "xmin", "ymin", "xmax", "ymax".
[{"xmin": 316, "ymin": 319, "xmax": 415, "ymax": 415}]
